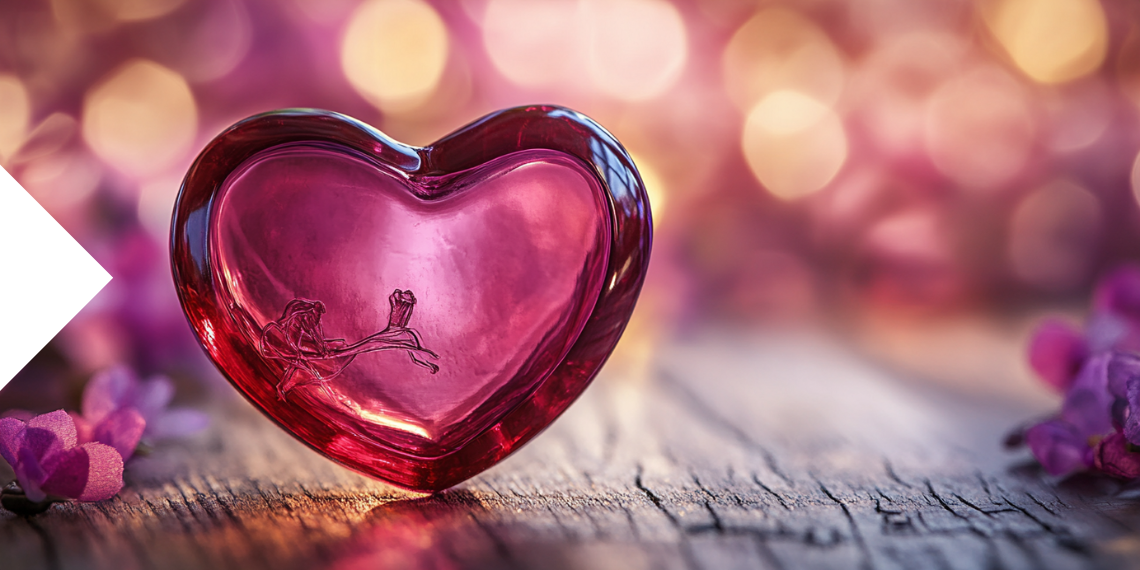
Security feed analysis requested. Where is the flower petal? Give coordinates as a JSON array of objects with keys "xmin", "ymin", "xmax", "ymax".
[
  {"xmin": 82, "ymin": 366, "xmax": 138, "ymax": 424},
  {"xmin": 1061, "ymin": 354, "xmax": 1115, "ymax": 438},
  {"xmin": 1025, "ymin": 420, "xmax": 1089, "ymax": 476},
  {"xmin": 1093, "ymin": 432, "xmax": 1140, "ymax": 479},
  {"xmin": 1125, "ymin": 375, "xmax": 1140, "ymax": 446},
  {"xmin": 1028, "ymin": 319, "xmax": 1088, "ymax": 392},
  {"xmin": 69, "ymin": 412, "xmax": 94, "ymax": 445},
  {"xmin": 1086, "ymin": 313, "xmax": 1129, "ymax": 352},
  {"xmin": 16, "ymin": 443, "xmax": 49, "ymax": 484},
  {"xmin": 1094, "ymin": 265, "xmax": 1140, "ymax": 322},
  {"xmin": 146, "ymin": 408, "xmax": 209, "ymax": 440},
  {"xmin": 39, "ymin": 442, "xmax": 124, "ymax": 501},
  {"xmin": 1107, "ymin": 352, "xmax": 1140, "ymax": 399},
  {"xmin": 26, "ymin": 409, "xmax": 77, "ymax": 449},
  {"xmin": 15, "ymin": 444, "xmax": 49, "ymax": 502},
  {"xmin": 133, "ymin": 376, "xmax": 174, "ymax": 422},
  {"xmin": 93, "ymin": 408, "xmax": 146, "ymax": 461},
  {"xmin": 75, "ymin": 443, "xmax": 124, "ymax": 501},
  {"xmin": 0, "ymin": 417, "xmax": 26, "ymax": 468}
]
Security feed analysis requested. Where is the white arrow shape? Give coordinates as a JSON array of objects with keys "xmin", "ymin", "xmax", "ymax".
[{"xmin": 0, "ymin": 165, "xmax": 111, "ymax": 390}]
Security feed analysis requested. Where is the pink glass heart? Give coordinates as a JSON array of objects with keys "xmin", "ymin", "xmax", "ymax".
[{"xmin": 171, "ymin": 107, "xmax": 651, "ymax": 491}]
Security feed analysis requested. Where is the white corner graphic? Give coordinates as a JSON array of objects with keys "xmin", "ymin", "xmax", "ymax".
[{"xmin": 0, "ymin": 165, "xmax": 111, "ymax": 391}]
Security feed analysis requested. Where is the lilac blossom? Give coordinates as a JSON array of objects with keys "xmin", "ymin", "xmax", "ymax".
[
  {"xmin": 1093, "ymin": 433, "xmax": 1140, "ymax": 479},
  {"xmin": 1024, "ymin": 419, "xmax": 1090, "ymax": 476},
  {"xmin": 1027, "ymin": 319, "xmax": 1087, "ymax": 393},
  {"xmin": 72, "ymin": 366, "xmax": 208, "ymax": 460},
  {"xmin": 0, "ymin": 410, "xmax": 123, "ymax": 508},
  {"xmin": 1020, "ymin": 265, "xmax": 1140, "ymax": 479}
]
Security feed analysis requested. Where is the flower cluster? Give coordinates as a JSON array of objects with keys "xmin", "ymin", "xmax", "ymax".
[
  {"xmin": 0, "ymin": 367, "xmax": 207, "ymax": 514},
  {"xmin": 1018, "ymin": 266, "xmax": 1140, "ymax": 478}
]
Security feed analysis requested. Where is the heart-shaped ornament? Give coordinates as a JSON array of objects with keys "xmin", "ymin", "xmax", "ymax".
[{"xmin": 171, "ymin": 107, "xmax": 651, "ymax": 491}]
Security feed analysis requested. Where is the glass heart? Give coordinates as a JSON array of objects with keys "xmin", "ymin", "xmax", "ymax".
[{"xmin": 171, "ymin": 107, "xmax": 651, "ymax": 491}]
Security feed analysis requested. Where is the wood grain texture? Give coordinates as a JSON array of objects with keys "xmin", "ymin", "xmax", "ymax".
[{"xmin": 3, "ymin": 331, "xmax": 1139, "ymax": 570}]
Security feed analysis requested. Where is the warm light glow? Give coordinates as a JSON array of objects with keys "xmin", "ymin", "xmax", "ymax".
[
  {"xmin": 19, "ymin": 151, "xmax": 102, "ymax": 211},
  {"xmin": 335, "ymin": 395, "xmax": 433, "ymax": 439},
  {"xmin": 341, "ymin": 0, "xmax": 448, "ymax": 112},
  {"xmin": 924, "ymin": 67, "xmax": 1033, "ymax": 190},
  {"xmin": 723, "ymin": 7, "xmax": 845, "ymax": 111},
  {"xmin": 82, "ymin": 59, "xmax": 197, "ymax": 178},
  {"xmin": 483, "ymin": 0, "xmax": 581, "ymax": 88},
  {"xmin": 291, "ymin": 0, "xmax": 359, "ymax": 24},
  {"xmin": 94, "ymin": 0, "xmax": 186, "ymax": 22},
  {"xmin": 982, "ymin": 0, "xmax": 1107, "ymax": 84},
  {"xmin": 631, "ymin": 153, "xmax": 665, "ymax": 223},
  {"xmin": 584, "ymin": 0, "xmax": 687, "ymax": 100},
  {"xmin": 1117, "ymin": 29, "xmax": 1140, "ymax": 111},
  {"xmin": 16, "ymin": 113, "xmax": 78, "ymax": 165},
  {"xmin": 851, "ymin": 33, "xmax": 966, "ymax": 157},
  {"xmin": 1130, "ymin": 149, "xmax": 1140, "ymax": 210},
  {"xmin": 138, "ymin": 175, "xmax": 184, "ymax": 239},
  {"xmin": 176, "ymin": 0, "xmax": 253, "ymax": 82},
  {"xmin": 1041, "ymin": 79, "xmax": 1109, "ymax": 152},
  {"xmin": 742, "ymin": 90, "xmax": 847, "ymax": 200},
  {"xmin": 1009, "ymin": 180, "xmax": 1101, "ymax": 291},
  {"xmin": 0, "ymin": 74, "xmax": 29, "ymax": 162},
  {"xmin": 866, "ymin": 209, "xmax": 948, "ymax": 262}
]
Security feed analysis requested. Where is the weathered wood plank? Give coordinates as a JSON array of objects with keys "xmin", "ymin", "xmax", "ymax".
[{"xmin": 2, "ymin": 331, "xmax": 1138, "ymax": 569}]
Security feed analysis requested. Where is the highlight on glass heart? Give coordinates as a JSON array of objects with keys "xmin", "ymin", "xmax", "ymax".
[{"xmin": 170, "ymin": 106, "xmax": 652, "ymax": 491}]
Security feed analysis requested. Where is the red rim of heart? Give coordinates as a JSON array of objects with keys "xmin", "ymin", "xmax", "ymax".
[{"xmin": 171, "ymin": 106, "xmax": 652, "ymax": 491}]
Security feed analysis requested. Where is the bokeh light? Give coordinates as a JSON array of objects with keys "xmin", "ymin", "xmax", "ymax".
[
  {"xmin": 82, "ymin": 59, "xmax": 197, "ymax": 179},
  {"xmin": 584, "ymin": 0, "xmax": 687, "ymax": 101},
  {"xmin": 1130, "ymin": 149, "xmax": 1140, "ymax": 211},
  {"xmin": 0, "ymin": 74, "xmax": 29, "ymax": 162},
  {"xmin": 12, "ymin": 113, "xmax": 77, "ymax": 166},
  {"xmin": 18, "ymin": 150, "xmax": 102, "ymax": 212},
  {"xmin": 1117, "ymin": 25, "xmax": 1140, "ymax": 111},
  {"xmin": 483, "ymin": 0, "xmax": 583, "ymax": 89},
  {"xmin": 981, "ymin": 0, "xmax": 1107, "ymax": 84},
  {"xmin": 1041, "ymin": 79, "xmax": 1109, "ymax": 152},
  {"xmin": 341, "ymin": 0, "xmax": 449, "ymax": 112},
  {"xmin": 291, "ymin": 0, "xmax": 360, "ymax": 24},
  {"xmin": 161, "ymin": 0, "xmax": 252, "ymax": 82},
  {"xmin": 137, "ymin": 175, "xmax": 185, "ymax": 240},
  {"xmin": 742, "ymin": 90, "xmax": 847, "ymax": 200},
  {"xmin": 94, "ymin": 0, "xmax": 186, "ymax": 22},
  {"xmin": 722, "ymin": 7, "xmax": 845, "ymax": 111},
  {"xmin": 6, "ymin": 0, "xmax": 1140, "ymax": 408},
  {"xmin": 1009, "ymin": 180, "xmax": 1102, "ymax": 291},
  {"xmin": 859, "ymin": 208, "xmax": 963, "ymax": 309},
  {"xmin": 924, "ymin": 66, "xmax": 1034, "ymax": 191},
  {"xmin": 850, "ymin": 33, "xmax": 965, "ymax": 158},
  {"xmin": 630, "ymin": 152, "xmax": 665, "ymax": 224}
]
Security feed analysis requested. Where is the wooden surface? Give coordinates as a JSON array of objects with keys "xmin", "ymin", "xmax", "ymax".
[{"xmin": 3, "ymin": 330, "xmax": 1140, "ymax": 570}]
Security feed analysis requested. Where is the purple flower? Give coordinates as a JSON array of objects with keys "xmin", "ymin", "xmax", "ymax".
[
  {"xmin": 1124, "ymin": 368, "xmax": 1140, "ymax": 446},
  {"xmin": 1094, "ymin": 265, "xmax": 1140, "ymax": 325},
  {"xmin": 1091, "ymin": 265, "xmax": 1140, "ymax": 353},
  {"xmin": 1028, "ymin": 319, "xmax": 1088, "ymax": 392},
  {"xmin": 1061, "ymin": 354, "xmax": 1116, "ymax": 438},
  {"xmin": 0, "ymin": 410, "xmax": 123, "ymax": 504},
  {"xmin": 1024, "ymin": 352, "xmax": 1137, "ymax": 477},
  {"xmin": 73, "ymin": 366, "xmax": 208, "ymax": 460},
  {"xmin": 1093, "ymin": 432, "xmax": 1140, "ymax": 479},
  {"xmin": 1025, "ymin": 419, "xmax": 1091, "ymax": 476}
]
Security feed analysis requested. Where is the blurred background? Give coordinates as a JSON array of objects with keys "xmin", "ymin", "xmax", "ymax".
[{"xmin": 0, "ymin": 0, "xmax": 1137, "ymax": 409}]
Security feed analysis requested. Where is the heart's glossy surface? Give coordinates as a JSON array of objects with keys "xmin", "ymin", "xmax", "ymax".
[{"xmin": 171, "ymin": 107, "xmax": 651, "ymax": 491}]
